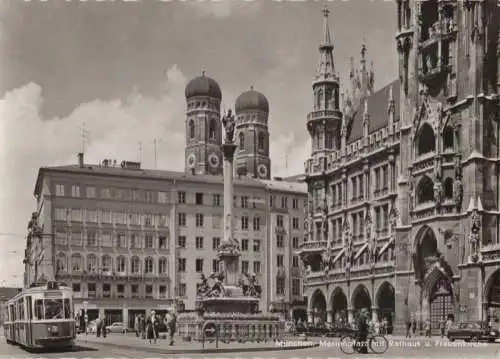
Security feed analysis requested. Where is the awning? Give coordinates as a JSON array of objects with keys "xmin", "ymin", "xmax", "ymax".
[
  {"xmin": 378, "ymin": 237, "xmax": 395, "ymax": 256},
  {"xmin": 332, "ymin": 249, "xmax": 345, "ymax": 265},
  {"xmin": 354, "ymin": 243, "xmax": 369, "ymax": 260}
]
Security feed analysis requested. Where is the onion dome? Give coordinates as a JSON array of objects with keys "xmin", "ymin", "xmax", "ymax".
[
  {"xmin": 235, "ymin": 86, "xmax": 269, "ymax": 113},
  {"xmin": 185, "ymin": 71, "xmax": 222, "ymax": 100}
]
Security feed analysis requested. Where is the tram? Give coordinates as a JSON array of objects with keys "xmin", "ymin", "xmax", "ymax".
[{"xmin": 3, "ymin": 281, "xmax": 76, "ymax": 349}]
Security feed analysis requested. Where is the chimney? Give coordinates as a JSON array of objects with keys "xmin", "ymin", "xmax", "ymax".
[{"xmin": 77, "ymin": 153, "xmax": 84, "ymax": 168}]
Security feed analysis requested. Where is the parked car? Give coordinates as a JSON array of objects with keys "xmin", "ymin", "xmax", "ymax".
[
  {"xmin": 447, "ymin": 322, "xmax": 499, "ymax": 342},
  {"xmin": 106, "ymin": 322, "xmax": 126, "ymax": 334}
]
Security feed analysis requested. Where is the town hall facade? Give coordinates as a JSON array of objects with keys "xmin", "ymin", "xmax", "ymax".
[{"xmin": 301, "ymin": 0, "xmax": 500, "ymax": 334}]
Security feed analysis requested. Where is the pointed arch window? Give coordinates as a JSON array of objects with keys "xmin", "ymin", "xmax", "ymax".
[
  {"xmin": 258, "ymin": 133, "xmax": 265, "ymax": 150},
  {"xmin": 417, "ymin": 123, "xmax": 436, "ymax": 156},
  {"xmin": 443, "ymin": 126, "xmax": 454, "ymax": 150},
  {"xmin": 209, "ymin": 119, "xmax": 217, "ymax": 140},
  {"xmin": 189, "ymin": 120, "xmax": 195, "ymax": 139},
  {"xmin": 417, "ymin": 176, "xmax": 434, "ymax": 204},
  {"xmin": 444, "ymin": 178, "xmax": 453, "ymax": 199},
  {"xmin": 239, "ymin": 132, "xmax": 245, "ymax": 150}
]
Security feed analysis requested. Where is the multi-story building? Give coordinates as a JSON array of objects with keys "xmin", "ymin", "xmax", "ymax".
[
  {"xmin": 24, "ymin": 68, "xmax": 307, "ymax": 327},
  {"xmin": 301, "ymin": 2, "xmax": 500, "ymax": 334}
]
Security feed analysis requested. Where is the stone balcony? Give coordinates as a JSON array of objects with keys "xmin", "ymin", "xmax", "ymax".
[
  {"xmin": 412, "ymin": 154, "xmax": 435, "ymax": 174},
  {"xmin": 306, "ymin": 109, "xmax": 342, "ymax": 124},
  {"xmin": 299, "ymin": 240, "xmax": 327, "ymax": 253}
]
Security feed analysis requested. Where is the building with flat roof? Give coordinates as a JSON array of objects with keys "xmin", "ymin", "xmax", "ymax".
[{"xmin": 25, "ymin": 156, "xmax": 307, "ymax": 327}]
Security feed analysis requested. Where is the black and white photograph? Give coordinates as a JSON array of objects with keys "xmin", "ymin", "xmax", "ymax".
[{"xmin": 0, "ymin": 0, "xmax": 499, "ymax": 358}]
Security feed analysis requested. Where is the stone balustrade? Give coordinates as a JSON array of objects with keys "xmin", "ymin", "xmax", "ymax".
[{"xmin": 177, "ymin": 311, "xmax": 283, "ymax": 343}]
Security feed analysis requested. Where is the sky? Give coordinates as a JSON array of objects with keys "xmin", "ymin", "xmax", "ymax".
[{"xmin": 0, "ymin": 0, "xmax": 398, "ymax": 287}]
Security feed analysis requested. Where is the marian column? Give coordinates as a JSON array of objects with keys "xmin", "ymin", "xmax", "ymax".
[{"xmin": 219, "ymin": 109, "xmax": 241, "ymax": 288}]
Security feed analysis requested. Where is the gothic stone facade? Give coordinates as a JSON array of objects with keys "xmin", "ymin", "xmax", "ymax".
[{"xmin": 301, "ymin": 0, "xmax": 500, "ymax": 334}]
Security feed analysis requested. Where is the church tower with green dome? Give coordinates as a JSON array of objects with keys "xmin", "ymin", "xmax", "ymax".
[
  {"xmin": 184, "ymin": 71, "xmax": 223, "ymax": 175},
  {"xmin": 234, "ymin": 86, "xmax": 271, "ymax": 179}
]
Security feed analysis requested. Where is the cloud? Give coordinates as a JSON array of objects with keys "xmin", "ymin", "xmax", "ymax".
[{"xmin": 0, "ymin": 65, "xmax": 188, "ymax": 287}]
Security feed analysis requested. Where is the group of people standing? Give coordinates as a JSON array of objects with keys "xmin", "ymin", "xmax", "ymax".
[{"xmin": 133, "ymin": 310, "xmax": 177, "ymax": 345}]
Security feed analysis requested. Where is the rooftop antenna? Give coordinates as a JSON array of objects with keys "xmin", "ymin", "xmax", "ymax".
[
  {"xmin": 285, "ymin": 152, "xmax": 289, "ymax": 177},
  {"xmin": 152, "ymin": 138, "xmax": 162, "ymax": 169},
  {"xmin": 80, "ymin": 121, "xmax": 88, "ymax": 153},
  {"xmin": 138, "ymin": 142, "xmax": 143, "ymax": 163}
]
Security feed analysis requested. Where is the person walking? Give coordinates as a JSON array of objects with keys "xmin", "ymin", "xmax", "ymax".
[
  {"xmin": 165, "ymin": 310, "xmax": 177, "ymax": 346},
  {"xmin": 96, "ymin": 317, "xmax": 102, "ymax": 338},
  {"xmin": 134, "ymin": 315, "xmax": 139, "ymax": 337},
  {"xmin": 140, "ymin": 314, "xmax": 146, "ymax": 339},
  {"xmin": 412, "ymin": 315, "xmax": 417, "ymax": 336},
  {"xmin": 101, "ymin": 316, "xmax": 107, "ymax": 338},
  {"xmin": 405, "ymin": 307, "xmax": 412, "ymax": 338}
]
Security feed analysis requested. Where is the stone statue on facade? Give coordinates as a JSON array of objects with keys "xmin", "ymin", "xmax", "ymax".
[
  {"xmin": 455, "ymin": 155, "xmax": 462, "ymax": 178},
  {"xmin": 471, "ymin": 209, "xmax": 481, "ymax": 232},
  {"xmin": 469, "ymin": 232, "xmax": 479, "ymax": 262},
  {"xmin": 321, "ymin": 251, "xmax": 330, "ymax": 271},
  {"xmin": 369, "ymin": 236, "xmax": 377, "ymax": 265},
  {"xmin": 321, "ymin": 208, "xmax": 328, "ymax": 237},
  {"xmin": 453, "ymin": 176, "xmax": 463, "ymax": 211},
  {"xmin": 433, "ymin": 180, "xmax": 443, "ymax": 207},
  {"xmin": 222, "ymin": 109, "xmax": 236, "ymax": 143}
]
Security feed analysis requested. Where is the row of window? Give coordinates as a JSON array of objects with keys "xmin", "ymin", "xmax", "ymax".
[
  {"xmin": 74, "ymin": 282, "xmax": 169, "ymax": 299},
  {"xmin": 316, "ymin": 205, "xmax": 391, "ymax": 243},
  {"xmin": 55, "ymin": 230, "xmax": 168, "ymax": 250},
  {"xmin": 319, "ymin": 164, "xmax": 392, "ymax": 209},
  {"xmin": 178, "ymin": 257, "xmax": 261, "ymax": 275},
  {"xmin": 59, "ymin": 253, "xmax": 169, "ymax": 275},
  {"xmin": 54, "ymin": 208, "xmax": 169, "ymax": 227},
  {"xmin": 55, "ymin": 183, "xmax": 305, "ymax": 211}
]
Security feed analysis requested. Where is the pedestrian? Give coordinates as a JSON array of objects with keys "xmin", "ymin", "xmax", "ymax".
[
  {"xmin": 146, "ymin": 310, "xmax": 156, "ymax": 344},
  {"xmin": 101, "ymin": 316, "xmax": 107, "ymax": 338},
  {"xmin": 412, "ymin": 315, "xmax": 417, "ymax": 336},
  {"xmin": 439, "ymin": 317, "xmax": 445, "ymax": 338},
  {"xmin": 134, "ymin": 315, "xmax": 139, "ymax": 337},
  {"xmin": 140, "ymin": 314, "xmax": 146, "ymax": 339},
  {"xmin": 165, "ymin": 310, "xmax": 177, "ymax": 346},
  {"xmin": 96, "ymin": 317, "xmax": 102, "ymax": 338},
  {"xmin": 405, "ymin": 310, "xmax": 412, "ymax": 338},
  {"xmin": 153, "ymin": 313, "xmax": 160, "ymax": 340}
]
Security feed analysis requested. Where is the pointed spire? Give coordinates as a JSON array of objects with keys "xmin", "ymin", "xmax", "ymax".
[
  {"xmin": 477, "ymin": 196, "xmax": 484, "ymax": 211},
  {"xmin": 314, "ymin": 4, "xmax": 336, "ymax": 83},
  {"xmin": 201, "ymin": 69, "xmax": 206, "ymax": 77},
  {"xmin": 349, "ymin": 57, "xmax": 355, "ymax": 79},
  {"xmin": 320, "ymin": 4, "xmax": 333, "ymax": 49}
]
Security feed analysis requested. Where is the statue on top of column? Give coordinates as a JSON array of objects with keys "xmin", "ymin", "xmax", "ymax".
[{"xmin": 222, "ymin": 109, "xmax": 235, "ymax": 143}]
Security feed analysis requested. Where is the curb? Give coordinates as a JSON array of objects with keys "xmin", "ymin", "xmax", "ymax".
[{"xmin": 76, "ymin": 339, "xmax": 319, "ymax": 354}]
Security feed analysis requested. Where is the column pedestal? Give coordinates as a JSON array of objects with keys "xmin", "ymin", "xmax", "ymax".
[
  {"xmin": 327, "ymin": 310, "xmax": 333, "ymax": 323},
  {"xmin": 348, "ymin": 308, "xmax": 354, "ymax": 324}
]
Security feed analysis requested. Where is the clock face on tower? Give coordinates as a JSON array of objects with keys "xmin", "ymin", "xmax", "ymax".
[
  {"xmin": 187, "ymin": 153, "xmax": 196, "ymax": 168},
  {"xmin": 258, "ymin": 164, "xmax": 268, "ymax": 178},
  {"xmin": 208, "ymin": 153, "xmax": 220, "ymax": 168}
]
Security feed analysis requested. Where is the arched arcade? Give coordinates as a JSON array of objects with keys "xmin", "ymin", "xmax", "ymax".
[{"xmin": 308, "ymin": 289, "xmax": 327, "ymax": 324}]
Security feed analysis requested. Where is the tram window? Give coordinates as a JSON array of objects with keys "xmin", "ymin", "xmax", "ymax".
[
  {"xmin": 18, "ymin": 299, "xmax": 24, "ymax": 320},
  {"xmin": 63, "ymin": 299, "xmax": 71, "ymax": 319},
  {"xmin": 44, "ymin": 299, "xmax": 65, "ymax": 319},
  {"xmin": 34, "ymin": 299, "xmax": 44, "ymax": 320},
  {"xmin": 26, "ymin": 296, "xmax": 33, "ymax": 320}
]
